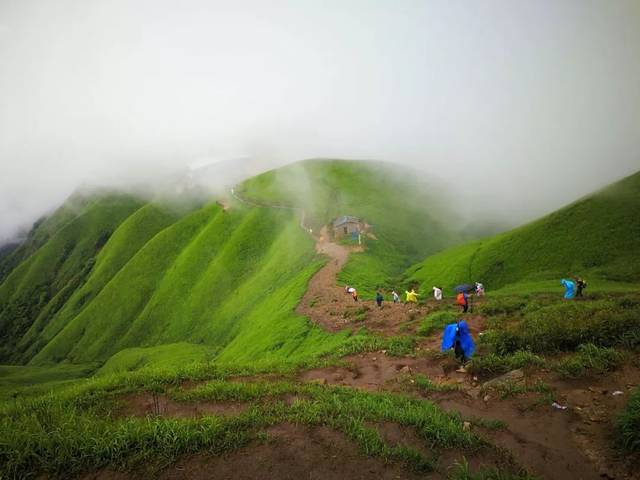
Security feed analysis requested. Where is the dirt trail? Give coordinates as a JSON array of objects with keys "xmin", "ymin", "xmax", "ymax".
[
  {"xmin": 296, "ymin": 225, "xmax": 449, "ymax": 334},
  {"xmin": 298, "ymin": 350, "xmax": 640, "ymax": 480}
]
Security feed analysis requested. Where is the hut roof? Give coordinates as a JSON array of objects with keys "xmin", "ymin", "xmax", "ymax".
[{"xmin": 333, "ymin": 216, "xmax": 360, "ymax": 227}]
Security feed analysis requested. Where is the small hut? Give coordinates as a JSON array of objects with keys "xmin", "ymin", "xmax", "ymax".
[{"xmin": 332, "ymin": 216, "xmax": 363, "ymax": 240}]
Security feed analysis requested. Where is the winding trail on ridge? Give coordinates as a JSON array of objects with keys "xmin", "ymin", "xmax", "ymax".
[{"xmin": 295, "ymin": 226, "xmax": 359, "ymax": 331}]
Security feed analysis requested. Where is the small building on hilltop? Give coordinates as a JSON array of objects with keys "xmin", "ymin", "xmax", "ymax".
[{"xmin": 332, "ymin": 215, "xmax": 364, "ymax": 239}]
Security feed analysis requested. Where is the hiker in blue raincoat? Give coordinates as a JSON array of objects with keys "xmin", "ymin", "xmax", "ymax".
[
  {"xmin": 560, "ymin": 278, "xmax": 575, "ymax": 299},
  {"xmin": 442, "ymin": 320, "xmax": 475, "ymax": 373}
]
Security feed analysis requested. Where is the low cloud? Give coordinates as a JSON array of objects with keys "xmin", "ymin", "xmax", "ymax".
[{"xmin": 1, "ymin": 0, "xmax": 639, "ymax": 243}]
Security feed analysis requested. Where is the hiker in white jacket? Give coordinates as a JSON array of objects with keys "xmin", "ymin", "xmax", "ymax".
[{"xmin": 432, "ymin": 286, "xmax": 443, "ymax": 301}]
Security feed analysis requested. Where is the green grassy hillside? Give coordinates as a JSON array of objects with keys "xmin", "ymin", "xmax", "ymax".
[
  {"xmin": 0, "ymin": 194, "xmax": 146, "ymax": 361},
  {"xmin": 14, "ymin": 203, "xmax": 182, "ymax": 362},
  {"xmin": 0, "ymin": 174, "xmax": 356, "ymax": 367},
  {"xmin": 238, "ymin": 159, "xmax": 461, "ymax": 294},
  {"xmin": 406, "ymin": 170, "xmax": 640, "ymax": 293},
  {"xmin": 27, "ymin": 203, "xmax": 347, "ymax": 365}
]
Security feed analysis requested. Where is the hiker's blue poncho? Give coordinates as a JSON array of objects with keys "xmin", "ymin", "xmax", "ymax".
[
  {"xmin": 441, "ymin": 321, "xmax": 475, "ymax": 358},
  {"xmin": 561, "ymin": 278, "xmax": 576, "ymax": 299}
]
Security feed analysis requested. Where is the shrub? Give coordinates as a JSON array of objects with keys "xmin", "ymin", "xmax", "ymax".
[
  {"xmin": 385, "ymin": 336, "xmax": 417, "ymax": 357},
  {"xmin": 417, "ymin": 311, "xmax": 459, "ymax": 336},
  {"xmin": 617, "ymin": 387, "xmax": 640, "ymax": 452},
  {"xmin": 468, "ymin": 350, "xmax": 545, "ymax": 375},
  {"xmin": 555, "ymin": 343, "xmax": 624, "ymax": 378},
  {"xmin": 479, "ymin": 297, "xmax": 528, "ymax": 316},
  {"xmin": 490, "ymin": 301, "xmax": 640, "ymax": 354}
]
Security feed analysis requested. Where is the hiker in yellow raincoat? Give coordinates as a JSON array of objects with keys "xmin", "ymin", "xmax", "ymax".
[{"xmin": 405, "ymin": 289, "xmax": 419, "ymax": 303}]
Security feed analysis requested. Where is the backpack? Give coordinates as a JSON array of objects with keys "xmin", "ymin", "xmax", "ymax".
[{"xmin": 456, "ymin": 293, "xmax": 466, "ymax": 305}]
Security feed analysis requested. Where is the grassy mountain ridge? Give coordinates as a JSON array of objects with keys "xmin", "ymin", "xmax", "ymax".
[
  {"xmin": 239, "ymin": 159, "xmax": 462, "ymax": 294},
  {"xmin": 406, "ymin": 170, "xmax": 640, "ymax": 292}
]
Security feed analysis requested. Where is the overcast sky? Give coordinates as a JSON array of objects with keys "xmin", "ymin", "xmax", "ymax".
[{"xmin": 1, "ymin": 0, "xmax": 639, "ymax": 242}]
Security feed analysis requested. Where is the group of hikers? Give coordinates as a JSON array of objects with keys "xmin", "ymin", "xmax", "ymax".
[
  {"xmin": 343, "ymin": 282, "xmax": 485, "ymax": 313},
  {"xmin": 343, "ymin": 277, "xmax": 585, "ymax": 372}
]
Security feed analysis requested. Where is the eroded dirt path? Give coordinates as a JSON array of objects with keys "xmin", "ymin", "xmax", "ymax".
[
  {"xmin": 298, "ymin": 349, "xmax": 640, "ymax": 480},
  {"xmin": 296, "ymin": 226, "xmax": 447, "ymax": 334}
]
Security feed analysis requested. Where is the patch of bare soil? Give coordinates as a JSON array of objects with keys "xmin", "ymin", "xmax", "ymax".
[
  {"xmin": 159, "ymin": 423, "xmax": 438, "ymax": 480},
  {"xmin": 116, "ymin": 393, "xmax": 248, "ymax": 418},
  {"xmin": 299, "ymin": 345, "xmax": 640, "ymax": 479},
  {"xmin": 552, "ymin": 365, "xmax": 640, "ymax": 479},
  {"xmin": 300, "ymin": 352, "xmax": 455, "ymax": 391}
]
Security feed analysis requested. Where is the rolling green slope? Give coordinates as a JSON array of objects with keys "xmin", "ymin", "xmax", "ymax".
[
  {"xmin": 22, "ymin": 200, "xmax": 347, "ymax": 366},
  {"xmin": 0, "ymin": 192, "xmax": 93, "ymax": 283},
  {"xmin": 0, "ymin": 194, "xmax": 146, "ymax": 361},
  {"xmin": 238, "ymin": 159, "xmax": 461, "ymax": 294},
  {"xmin": 406, "ymin": 170, "xmax": 640, "ymax": 292},
  {"xmin": 14, "ymin": 203, "xmax": 182, "ymax": 362}
]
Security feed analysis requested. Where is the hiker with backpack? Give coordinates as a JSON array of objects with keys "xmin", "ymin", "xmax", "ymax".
[
  {"xmin": 456, "ymin": 291, "xmax": 470, "ymax": 313},
  {"xmin": 441, "ymin": 320, "xmax": 475, "ymax": 373}
]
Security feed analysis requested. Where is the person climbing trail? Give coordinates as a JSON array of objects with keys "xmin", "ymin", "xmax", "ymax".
[
  {"xmin": 475, "ymin": 282, "xmax": 485, "ymax": 296},
  {"xmin": 405, "ymin": 289, "xmax": 419, "ymax": 303},
  {"xmin": 432, "ymin": 286, "xmax": 442, "ymax": 301},
  {"xmin": 575, "ymin": 277, "xmax": 587, "ymax": 298},
  {"xmin": 441, "ymin": 320, "xmax": 475, "ymax": 373},
  {"xmin": 456, "ymin": 291, "xmax": 469, "ymax": 313},
  {"xmin": 391, "ymin": 290, "xmax": 400, "ymax": 303},
  {"xmin": 561, "ymin": 278, "xmax": 575, "ymax": 299},
  {"xmin": 375, "ymin": 290, "xmax": 383, "ymax": 308},
  {"xmin": 351, "ymin": 288, "xmax": 358, "ymax": 302}
]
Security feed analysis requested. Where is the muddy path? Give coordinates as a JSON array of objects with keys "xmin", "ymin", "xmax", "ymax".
[
  {"xmin": 296, "ymin": 225, "xmax": 459, "ymax": 334},
  {"xmin": 298, "ymin": 349, "xmax": 640, "ymax": 480}
]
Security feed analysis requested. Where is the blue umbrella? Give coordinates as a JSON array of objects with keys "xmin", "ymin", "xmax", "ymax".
[{"xmin": 453, "ymin": 284, "xmax": 475, "ymax": 293}]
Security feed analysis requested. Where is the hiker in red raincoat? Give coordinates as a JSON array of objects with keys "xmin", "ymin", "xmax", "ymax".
[{"xmin": 456, "ymin": 291, "xmax": 469, "ymax": 313}]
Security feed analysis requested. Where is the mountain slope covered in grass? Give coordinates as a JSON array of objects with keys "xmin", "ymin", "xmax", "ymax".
[
  {"xmin": 406, "ymin": 170, "xmax": 640, "ymax": 292},
  {"xmin": 0, "ymin": 194, "xmax": 146, "ymax": 361},
  {"xmin": 238, "ymin": 159, "xmax": 462, "ymax": 294}
]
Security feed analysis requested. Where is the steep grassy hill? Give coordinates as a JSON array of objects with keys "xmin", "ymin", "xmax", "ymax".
[
  {"xmin": 0, "ymin": 194, "xmax": 146, "ymax": 361},
  {"xmin": 0, "ymin": 179, "xmax": 357, "ymax": 366},
  {"xmin": 406, "ymin": 170, "xmax": 640, "ymax": 292},
  {"xmin": 238, "ymin": 159, "xmax": 461, "ymax": 294}
]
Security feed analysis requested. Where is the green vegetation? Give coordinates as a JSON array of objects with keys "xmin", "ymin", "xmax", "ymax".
[
  {"xmin": 487, "ymin": 380, "xmax": 553, "ymax": 401},
  {"xmin": 417, "ymin": 310, "xmax": 459, "ymax": 336},
  {"xmin": 1, "ymin": 189, "xmax": 355, "ymax": 366},
  {"xmin": 554, "ymin": 343, "xmax": 624, "ymax": 378},
  {"xmin": 487, "ymin": 299, "xmax": 640, "ymax": 354},
  {"xmin": 407, "ymin": 170, "xmax": 640, "ymax": 292},
  {"xmin": 0, "ymin": 194, "xmax": 146, "ymax": 362},
  {"xmin": 448, "ymin": 459, "xmax": 537, "ymax": 480},
  {"xmin": 0, "ymin": 363, "xmax": 99, "ymax": 401},
  {"xmin": 97, "ymin": 343, "xmax": 221, "ymax": 375},
  {"xmin": 0, "ymin": 363, "xmax": 484, "ymax": 478},
  {"xmin": 239, "ymin": 159, "xmax": 463, "ymax": 295},
  {"xmin": 468, "ymin": 351, "xmax": 545, "ymax": 375},
  {"xmin": 617, "ymin": 387, "xmax": 640, "ymax": 453},
  {"xmin": 414, "ymin": 374, "xmax": 460, "ymax": 393}
]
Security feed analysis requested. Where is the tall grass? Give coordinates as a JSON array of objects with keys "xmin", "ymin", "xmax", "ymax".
[
  {"xmin": 0, "ymin": 372, "xmax": 486, "ymax": 478},
  {"xmin": 617, "ymin": 387, "xmax": 640, "ymax": 453}
]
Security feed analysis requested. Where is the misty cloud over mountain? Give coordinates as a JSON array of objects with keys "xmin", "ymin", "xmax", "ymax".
[{"xmin": 1, "ymin": 0, "xmax": 639, "ymax": 243}]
